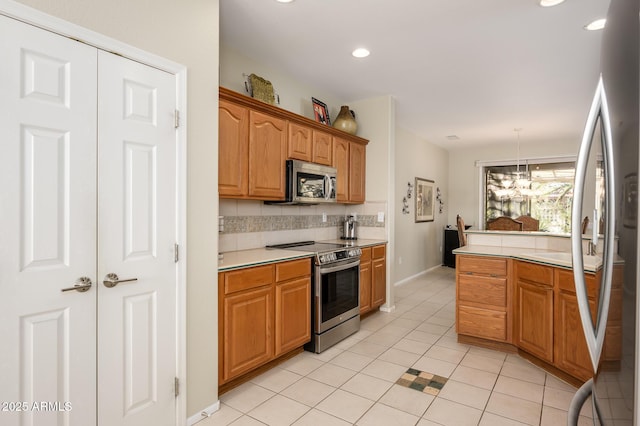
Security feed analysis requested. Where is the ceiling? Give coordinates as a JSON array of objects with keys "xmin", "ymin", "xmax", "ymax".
[{"xmin": 219, "ymin": 0, "xmax": 610, "ymax": 149}]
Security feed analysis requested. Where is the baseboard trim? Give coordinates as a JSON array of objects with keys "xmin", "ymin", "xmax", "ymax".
[
  {"xmin": 394, "ymin": 264, "xmax": 446, "ymax": 287},
  {"xmin": 394, "ymin": 270, "xmax": 428, "ymax": 287},
  {"xmin": 187, "ymin": 401, "xmax": 220, "ymax": 426}
]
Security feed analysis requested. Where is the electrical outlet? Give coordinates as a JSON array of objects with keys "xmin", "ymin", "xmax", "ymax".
[
  {"xmin": 218, "ymin": 216, "xmax": 224, "ymax": 233},
  {"xmin": 322, "ymin": 212, "xmax": 327, "ymax": 223},
  {"xmin": 377, "ymin": 212, "xmax": 385, "ymax": 222}
]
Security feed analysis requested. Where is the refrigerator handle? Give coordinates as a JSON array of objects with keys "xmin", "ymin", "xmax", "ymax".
[
  {"xmin": 571, "ymin": 75, "xmax": 616, "ymax": 373},
  {"xmin": 567, "ymin": 378, "xmax": 593, "ymax": 425}
]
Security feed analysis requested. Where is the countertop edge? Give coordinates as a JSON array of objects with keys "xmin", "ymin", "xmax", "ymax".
[
  {"xmin": 218, "ymin": 239, "xmax": 387, "ymax": 272},
  {"xmin": 218, "ymin": 251, "xmax": 314, "ymax": 272},
  {"xmin": 452, "ymin": 245, "xmax": 624, "ymax": 273}
]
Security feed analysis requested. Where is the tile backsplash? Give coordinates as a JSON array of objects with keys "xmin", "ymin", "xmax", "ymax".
[{"xmin": 219, "ymin": 199, "xmax": 387, "ymax": 252}]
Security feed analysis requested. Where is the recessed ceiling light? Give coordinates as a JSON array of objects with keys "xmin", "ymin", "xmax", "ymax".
[
  {"xmin": 275, "ymin": 0, "xmax": 294, "ymax": 3},
  {"xmin": 539, "ymin": 0, "xmax": 565, "ymax": 7},
  {"xmin": 352, "ymin": 48, "xmax": 370, "ymax": 58},
  {"xmin": 585, "ymin": 18, "xmax": 606, "ymax": 31}
]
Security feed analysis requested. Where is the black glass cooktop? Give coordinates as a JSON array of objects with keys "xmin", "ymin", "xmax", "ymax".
[{"xmin": 266, "ymin": 241, "xmax": 348, "ymax": 253}]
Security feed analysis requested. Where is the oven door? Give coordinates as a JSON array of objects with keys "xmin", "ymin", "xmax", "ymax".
[{"xmin": 315, "ymin": 259, "xmax": 360, "ymax": 334}]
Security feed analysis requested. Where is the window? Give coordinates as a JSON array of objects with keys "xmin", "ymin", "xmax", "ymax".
[{"xmin": 485, "ymin": 161, "xmax": 576, "ymax": 233}]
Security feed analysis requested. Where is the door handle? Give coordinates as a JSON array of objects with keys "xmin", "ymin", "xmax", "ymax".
[
  {"xmin": 103, "ymin": 273, "xmax": 138, "ymax": 288},
  {"xmin": 61, "ymin": 277, "xmax": 93, "ymax": 293},
  {"xmin": 570, "ymin": 75, "xmax": 615, "ymax": 372}
]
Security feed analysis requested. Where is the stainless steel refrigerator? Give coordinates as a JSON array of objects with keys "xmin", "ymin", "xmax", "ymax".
[{"xmin": 568, "ymin": 0, "xmax": 638, "ymax": 424}]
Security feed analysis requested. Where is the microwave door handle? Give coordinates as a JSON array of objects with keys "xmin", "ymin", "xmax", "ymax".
[{"xmin": 324, "ymin": 175, "xmax": 330, "ymax": 200}]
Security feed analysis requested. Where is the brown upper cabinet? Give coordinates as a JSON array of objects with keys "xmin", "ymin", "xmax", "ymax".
[
  {"xmin": 248, "ymin": 110, "xmax": 287, "ymax": 199},
  {"xmin": 219, "ymin": 87, "xmax": 368, "ymax": 203},
  {"xmin": 287, "ymin": 123, "xmax": 333, "ymax": 166},
  {"xmin": 219, "ymin": 99, "xmax": 249, "ymax": 197},
  {"xmin": 333, "ymin": 136, "xmax": 366, "ymax": 204}
]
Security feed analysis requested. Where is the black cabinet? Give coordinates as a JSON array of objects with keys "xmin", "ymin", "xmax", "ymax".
[{"xmin": 443, "ymin": 228, "xmax": 459, "ymax": 268}]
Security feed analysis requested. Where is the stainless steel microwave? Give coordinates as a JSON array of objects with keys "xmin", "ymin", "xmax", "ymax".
[{"xmin": 269, "ymin": 160, "xmax": 337, "ymax": 205}]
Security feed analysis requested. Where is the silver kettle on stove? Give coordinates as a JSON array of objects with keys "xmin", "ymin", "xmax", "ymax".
[{"xmin": 341, "ymin": 215, "xmax": 358, "ymax": 240}]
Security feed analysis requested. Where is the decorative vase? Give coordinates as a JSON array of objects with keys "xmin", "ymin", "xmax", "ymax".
[{"xmin": 333, "ymin": 106, "xmax": 357, "ymax": 135}]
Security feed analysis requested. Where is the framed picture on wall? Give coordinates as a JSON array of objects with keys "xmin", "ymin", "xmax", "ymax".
[{"xmin": 415, "ymin": 177, "xmax": 435, "ymax": 222}]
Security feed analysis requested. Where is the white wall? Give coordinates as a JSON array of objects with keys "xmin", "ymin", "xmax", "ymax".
[
  {"xmin": 394, "ymin": 128, "xmax": 449, "ymax": 283},
  {"xmin": 220, "ymin": 43, "xmax": 347, "ymax": 124},
  {"xmin": 448, "ymin": 139, "xmax": 580, "ymax": 229},
  {"xmin": 13, "ymin": 0, "xmax": 220, "ymax": 417}
]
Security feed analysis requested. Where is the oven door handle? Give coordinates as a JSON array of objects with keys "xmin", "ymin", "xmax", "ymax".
[{"xmin": 319, "ymin": 259, "xmax": 360, "ymax": 274}]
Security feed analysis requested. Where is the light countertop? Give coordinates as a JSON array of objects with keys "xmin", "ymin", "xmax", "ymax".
[
  {"xmin": 453, "ymin": 245, "xmax": 624, "ymax": 273},
  {"xmin": 218, "ymin": 239, "xmax": 387, "ymax": 272}
]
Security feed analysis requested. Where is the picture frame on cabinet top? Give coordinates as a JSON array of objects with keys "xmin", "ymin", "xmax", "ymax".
[
  {"xmin": 311, "ymin": 97, "xmax": 331, "ymax": 126},
  {"xmin": 415, "ymin": 177, "xmax": 435, "ymax": 222}
]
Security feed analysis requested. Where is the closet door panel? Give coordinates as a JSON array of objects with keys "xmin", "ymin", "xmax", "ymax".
[
  {"xmin": 0, "ymin": 15, "xmax": 98, "ymax": 426},
  {"xmin": 97, "ymin": 50, "xmax": 178, "ymax": 426}
]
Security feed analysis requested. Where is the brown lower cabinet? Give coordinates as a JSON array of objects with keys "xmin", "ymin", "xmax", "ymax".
[
  {"xmin": 456, "ymin": 255, "xmax": 511, "ymax": 343},
  {"xmin": 456, "ymin": 254, "xmax": 622, "ymax": 384},
  {"xmin": 514, "ymin": 261, "xmax": 554, "ymax": 363},
  {"xmin": 218, "ymin": 258, "xmax": 311, "ymax": 385},
  {"xmin": 360, "ymin": 244, "xmax": 387, "ymax": 315}
]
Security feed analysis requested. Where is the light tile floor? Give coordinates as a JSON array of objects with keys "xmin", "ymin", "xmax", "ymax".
[{"xmin": 201, "ymin": 266, "xmax": 595, "ymax": 426}]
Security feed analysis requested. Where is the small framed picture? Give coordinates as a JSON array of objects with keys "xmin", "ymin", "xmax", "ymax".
[
  {"xmin": 415, "ymin": 177, "xmax": 435, "ymax": 222},
  {"xmin": 312, "ymin": 97, "xmax": 331, "ymax": 125}
]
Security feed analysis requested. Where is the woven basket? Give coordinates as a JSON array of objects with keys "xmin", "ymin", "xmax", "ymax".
[{"xmin": 248, "ymin": 73, "xmax": 275, "ymax": 105}]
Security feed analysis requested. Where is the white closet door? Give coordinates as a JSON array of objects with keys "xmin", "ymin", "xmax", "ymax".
[
  {"xmin": 0, "ymin": 14, "xmax": 98, "ymax": 426},
  {"xmin": 96, "ymin": 51, "xmax": 177, "ymax": 426}
]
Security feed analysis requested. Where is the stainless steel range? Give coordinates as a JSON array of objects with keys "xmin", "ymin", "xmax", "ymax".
[{"xmin": 266, "ymin": 241, "xmax": 361, "ymax": 353}]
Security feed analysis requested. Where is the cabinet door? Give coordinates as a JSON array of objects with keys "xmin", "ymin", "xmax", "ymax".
[
  {"xmin": 333, "ymin": 137, "xmax": 349, "ymax": 202},
  {"xmin": 554, "ymin": 291, "xmax": 595, "ymax": 380},
  {"xmin": 359, "ymin": 260, "xmax": 372, "ymax": 314},
  {"xmin": 248, "ymin": 110, "xmax": 287, "ymax": 199},
  {"xmin": 219, "ymin": 99, "xmax": 249, "ymax": 196},
  {"xmin": 372, "ymin": 257, "xmax": 386, "ymax": 308},
  {"xmin": 275, "ymin": 277, "xmax": 311, "ymax": 356},
  {"xmin": 222, "ymin": 286, "xmax": 273, "ymax": 383},
  {"xmin": 287, "ymin": 122, "xmax": 312, "ymax": 162},
  {"xmin": 349, "ymin": 142, "xmax": 366, "ymax": 203},
  {"xmin": 312, "ymin": 130, "xmax": 333, "ymax": 165},
  {"xmin": 516, "ymin": 280, "xmax": 554, "ymax": 362}
]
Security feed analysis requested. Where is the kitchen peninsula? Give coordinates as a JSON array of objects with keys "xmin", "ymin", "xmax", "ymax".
[{"xmin": 453, "ymin": 230, "xmax": 623, "ymax": 386}]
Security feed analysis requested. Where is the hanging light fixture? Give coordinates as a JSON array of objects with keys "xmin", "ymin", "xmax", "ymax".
[
  {"xmin": 514, "ymin": 128, "xmax": 531, "ymax": 190},
  {"xmin": 496, "ymin": 128, "xmax": 534, "ymax": 200}
]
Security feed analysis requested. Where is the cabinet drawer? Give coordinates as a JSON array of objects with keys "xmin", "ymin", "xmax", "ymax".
[
  {"xmin": 458, "ymin": 305, "xmax": 507, "ymax": 341},
  {"xmin": 517, "ymin": 261, "xmax": 553, "ymax": 286},
  {"xmin": 556, "ymin": 268, "xmax": 598, "ymax": 297},
  {"xmin": 458, "ymin": 255, "xmax": 506, "ymax": 276},
  {"xmin": 458, "ymin": 274, "xmax": 507, "ymax": 307},
  {"xmin": 372, "ymin": 245, "xmax": 386, "ymax": 260},
  {"xmin": 275, "ymin": 258, "xmax": 311, "ymax": 282},
  {"xmin": 224, "ymin": 265, "xmax": 273, "ymax": 294},
  {"xmin": 360, "ymin": 247, "xmax": 372, "ymax": 262}
]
